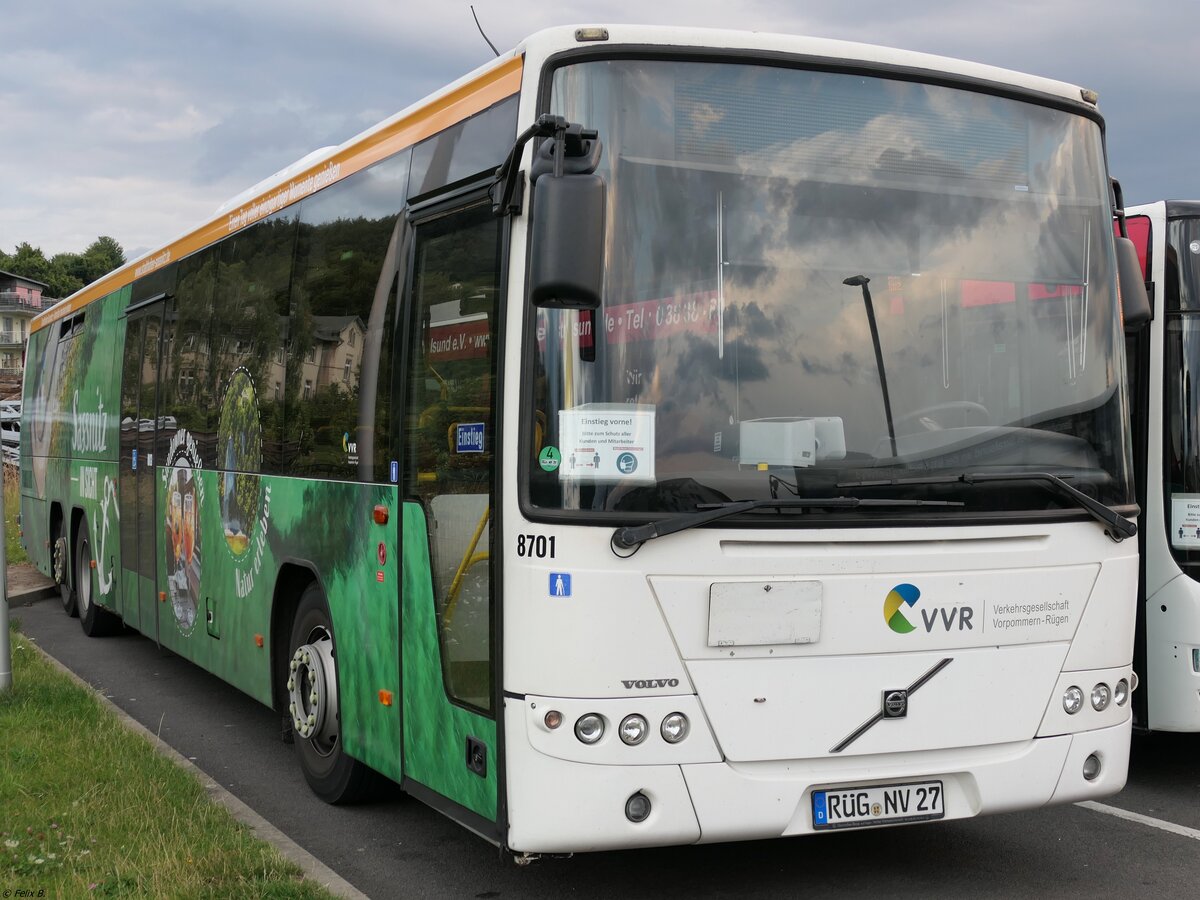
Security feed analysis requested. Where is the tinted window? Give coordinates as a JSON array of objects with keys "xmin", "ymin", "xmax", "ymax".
[
  {"xmin": 211, "ymin": 211, "xmax": 296, "ymax": 474},
  {"xmin": 287, "ymin": 151, "xmax": 411, "ymax": 480},
  {"xmin": 409, "ymin": 96, "xmax": 517, "ymax": 199},
  {"xmin": 159, "ymin": 249, "xmax": 219, "ymax": 466}
]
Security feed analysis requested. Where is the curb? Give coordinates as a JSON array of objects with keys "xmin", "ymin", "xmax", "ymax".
[
  {"xmin": 16, "ymin": 633, "xmax": 371, "ymax": 900},
  {"xmin": 9, "ymin": 584, "xmax": 59, "ymax": 604}
]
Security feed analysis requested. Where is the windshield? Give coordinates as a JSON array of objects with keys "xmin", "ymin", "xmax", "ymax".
[{"xmin": 526, "ymin": 58, "xmax": 1132, "ymax": 519}]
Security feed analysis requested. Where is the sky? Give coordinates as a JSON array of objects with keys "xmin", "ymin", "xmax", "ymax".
[{"xmin": 3, "ymin": 1, "xmax": 1198, "ymax": 268}]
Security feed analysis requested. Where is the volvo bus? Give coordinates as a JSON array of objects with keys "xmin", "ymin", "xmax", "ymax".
[
  {"xmin": 1118, "ymin": 200, "xmax": 1200, "ymax": 732},
  {"xmin": 21, "ymin": 26, "xmax": 1150, "ymax": 853}
]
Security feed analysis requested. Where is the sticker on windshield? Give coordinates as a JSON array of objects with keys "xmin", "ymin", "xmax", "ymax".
[
  {"xmin": 538, "ymin": 446, "xmax": 561, "ymax": 472},
  {"xmin": 1171, "ymin": 493, "xmax": 1200, "ymax": 548},
  {"xmin": 558, "ymin": 403, "xmax": 655, "ymax": 483}
]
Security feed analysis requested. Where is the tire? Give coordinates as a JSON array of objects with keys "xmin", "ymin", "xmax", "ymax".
[
  {"xmin": 287, "ymin": 583, "xmax": 375, "ymax": 803},
  {"xmin": 52, "ymin": 523, "xmax": 77, "ymax": 617},
  {"xmin": 77, "ymin": 519, "xmax": 120, "ymax": 637}
]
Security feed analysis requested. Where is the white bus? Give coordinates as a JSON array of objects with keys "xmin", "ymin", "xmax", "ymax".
[
  {"xmin": 25, "ymin": 25, "xmax": 1149, "ymax": 855},
  {"xmin": 1119, "ymin": 200, "xmax": 1200, "ymax": 732}
]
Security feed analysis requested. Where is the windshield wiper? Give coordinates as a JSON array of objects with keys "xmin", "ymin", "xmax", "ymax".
[
  {"xmin": 837, "ymin": 471, "xmax": 1136, "ymax": 541},
  {"xmin": 611, "ymin": 496, "xmax": 963, "ymax": 551}
]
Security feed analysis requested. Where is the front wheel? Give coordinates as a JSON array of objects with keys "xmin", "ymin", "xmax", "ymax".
[
  {"xmin": 287, "ymin": 583, "xmax": 376, "ymax": 803},
  {"xmin": 77, "ymin": 520, "xmax": 120, "ymax": 637}
]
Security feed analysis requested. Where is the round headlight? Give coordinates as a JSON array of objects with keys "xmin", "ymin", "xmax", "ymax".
[
  {"xmin": 1091, "ymin": 683, "xmax": 1111, "ymax": 712},
  {"xmin": 619, "ymin": 714, "xmax": 649, "ymax": 745},
  {"xmin": 1063, "ymin": 686, "xmax": 1084, "ymax": 715},
  {"xmin": 574, "ymin": 713, "xmax": 605, "ymax": 744},
  {"xmin": 1114, "ymin": 678, "xmax": 1130, "ymax": 707},
  {"xmin": 661, "ymin": 712, "xmax": 690, "ymax": 744}
]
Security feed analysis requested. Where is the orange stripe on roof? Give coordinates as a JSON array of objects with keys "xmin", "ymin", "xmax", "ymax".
[{"xmin": 34, "ymin": 54, "xmax": 523, "ymax": 333}]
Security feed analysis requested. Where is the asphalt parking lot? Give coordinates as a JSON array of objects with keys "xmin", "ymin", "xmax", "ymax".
[{"xmin": 9, "ymin": 581, "xmax": 1200, "ymax": 899}]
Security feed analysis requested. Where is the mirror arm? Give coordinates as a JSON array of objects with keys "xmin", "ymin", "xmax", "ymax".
[
  {"xmin": 1111, "ymin": 177, "xmax": 1129, "ymax": 238},
  {"xmin": 492, "ymin": 114, "xmax": 569, "ymax": 216},
  {"xmin": 493, "ymin": 115, "xmax": 598, "ymax": 217}
]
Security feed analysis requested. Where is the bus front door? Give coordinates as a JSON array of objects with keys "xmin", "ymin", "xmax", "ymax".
[{"xmin": 399, "ymin": 198, "xmax": 501, "ymax": 832}]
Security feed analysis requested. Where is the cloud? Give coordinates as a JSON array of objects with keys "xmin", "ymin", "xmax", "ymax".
[{"xmin": 4, "ymin": 1, "xmax": 1199, "ymax": 257}]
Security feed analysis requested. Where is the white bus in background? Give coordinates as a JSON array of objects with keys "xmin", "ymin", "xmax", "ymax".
[{"xmin": 1119, "ymin": 201, "xmax": 1200, "ymax": 732}]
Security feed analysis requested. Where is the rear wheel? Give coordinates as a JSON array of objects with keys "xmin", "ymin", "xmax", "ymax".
[
  {"xmin": 52, "ymin": 523, "xmax": 77, "ymax": 617},
  {"xmin": 287, "ymin": 583, "xmax": 375, "ymax": 803},
  {"xmin": 77, "ymin": 520, "xmax": 120, "ymax": 637}
]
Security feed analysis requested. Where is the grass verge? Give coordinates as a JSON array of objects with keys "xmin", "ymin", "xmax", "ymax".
[
  {"xmin": 4, "ymin": 465, "xmax": 27, "ymax": 566},
  {"xmin": 0, "ymin": 623, "xmax": 336, "ymax": 898}
]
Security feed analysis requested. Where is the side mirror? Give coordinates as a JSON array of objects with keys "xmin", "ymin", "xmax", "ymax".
[
  {"xmin": 1115, "ymin": 236, "xmax": 1151, "ymax": 330},
  {"xmin": 528, "ymin": 174, "xmax": 605, "ymax": 309}
]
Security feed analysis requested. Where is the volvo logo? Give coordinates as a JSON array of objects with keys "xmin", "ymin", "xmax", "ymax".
[
  {"xmin": 829, "ymin": 658, "xmax": 954, "ymax": 754},
  {"xmin": 621, "ymin": 678, "xmax": 680, "ymax": 689},
  {"xmin": 882, "ymin": 689, "xmax": 908, "ymax": 719}
]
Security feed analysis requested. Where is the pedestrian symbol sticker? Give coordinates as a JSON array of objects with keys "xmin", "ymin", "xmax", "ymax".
[
  {"xmin": 549, "ymin": 572, "xmax": 572, "ymax": 597},
  {"xmin": 539, "ymin": 446, "xmax": 561, "ymax": 473}
]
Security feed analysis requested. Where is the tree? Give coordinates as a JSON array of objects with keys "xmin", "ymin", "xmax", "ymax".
[
  {"xmin": 1, "ymin": 235, "xmax": 125, "ymax": 299},
  {"xmin": 81, "ymin": 236, "xmax": 125, "ymax": 283}
]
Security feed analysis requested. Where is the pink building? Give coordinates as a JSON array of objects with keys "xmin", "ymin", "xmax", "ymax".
[{"xmin": 0, "ymin": 270, "xmax": 51, "ymax": 374}]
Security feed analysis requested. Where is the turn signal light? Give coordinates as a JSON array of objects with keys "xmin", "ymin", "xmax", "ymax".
[
  {"xmin": 379, "ymin": 689, "xmax": 393, "ymax": 706},
  {"xmin": 373, "ymin": 505, "xmax": 389, "ymax": 525}
]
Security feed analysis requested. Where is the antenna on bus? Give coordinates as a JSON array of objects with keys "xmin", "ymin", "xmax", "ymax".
[{"xmin": 471, "ymin": 6, "xmax": 499, "ymax": 57}]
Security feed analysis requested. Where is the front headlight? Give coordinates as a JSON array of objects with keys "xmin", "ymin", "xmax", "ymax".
[
  {"xmin": 661, "ymin": 712, "xmax": 690, "ymax": 743},
  {"xmin": 619, "ymin": 714, "xmax": 648, "ymax": 746},
  {"xmin": 1063, "ymin": 686, "xmax": 1084, "ymax": 715},
  {"xmin": 1091, "ymin": 683, "xmax": 1111, "ymax": 712},
  {"xmin": 1114, "ymin": 678, "xmax": 1129, "ymax": 707},
  {"xmin": 574, "ymin": 713, "xmax": 605, "ymax": 744}
]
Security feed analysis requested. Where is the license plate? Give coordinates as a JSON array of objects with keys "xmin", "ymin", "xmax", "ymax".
[{"xmin": 812, "ymin": 780, "xmax": 944, "ymax": 830}]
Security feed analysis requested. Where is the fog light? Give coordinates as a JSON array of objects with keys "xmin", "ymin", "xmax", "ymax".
[
  {"xmin": 1091, "ymin": 683, "xmax": 1111, "ymax": 712},
  {"xmin": 574, "ymin": 713, "xmax": 604, "ymax": 744},
  {"xmin": 1114, "ymin": 679, "xmax": 1129, "ymax": 707},
  {"xmin": 625, "ymin": 791, "xmax": 651, "ymax": 823},
  {"xmin": 544, "ymin": 710, "xmax": 563, "ymax": 730},
  {"xmin": 1082, "ymin": 753, "xmax": 1102, "ymax": 781},
  {"xmin": 619, "ymin": 714, "xmax": 648, "ymax": 745},
  {"xmin": 661, "ymin": 712, "xmax": 690, "ymax": 743},
  {"xmin": 1063, "ymin": 686, "xmax": 1084, "ymax": 715}
]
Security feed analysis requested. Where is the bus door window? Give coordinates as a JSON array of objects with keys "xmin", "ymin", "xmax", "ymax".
[
  {"xmin": 118, "ymin": 316, "xmax": 144, "ymax": 622},
  {"xmin": 402, "ymin": 202, "xmax": 501, "ymax": 712}
]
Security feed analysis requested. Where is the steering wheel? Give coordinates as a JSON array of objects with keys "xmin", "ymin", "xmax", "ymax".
[{"xmin": 894, "ymin": 400, "xmax": 990, "ymax": 433}]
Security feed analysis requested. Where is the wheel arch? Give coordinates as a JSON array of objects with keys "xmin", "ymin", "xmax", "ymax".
[{"xmin": 270, "ymin": 561, "xmax": 325, "ymax": 712}]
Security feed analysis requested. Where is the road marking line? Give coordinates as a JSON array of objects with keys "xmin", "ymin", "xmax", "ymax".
[{"xmin": 1078, "ymin": 800, "xmax": 1200, "ymax": 842}]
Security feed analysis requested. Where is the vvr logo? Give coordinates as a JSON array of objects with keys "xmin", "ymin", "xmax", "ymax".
[{"xmin": 883, "ymin": 583, "xmax": 974, "ymax": 634}]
